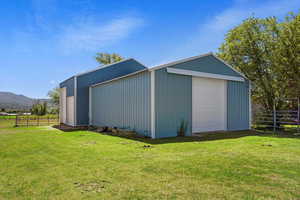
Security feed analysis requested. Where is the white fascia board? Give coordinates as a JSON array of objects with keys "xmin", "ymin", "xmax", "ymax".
[
  {"xmin": 90, "ymin": 69, "xmax": 148, "ymax": 88},
  {"xmin": 167, "ymin": 68, "xmax": 245, "ymax": 82},
  {"xmin": 149, "ymin": 52, "xmax": 213, "ymax": 71},
  {"xmin": 150, "ymin": 71, "xmax": 156, "ymax": 139}
]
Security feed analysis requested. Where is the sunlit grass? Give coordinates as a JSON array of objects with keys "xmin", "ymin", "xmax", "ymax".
[{"xmin": 0, "ymin": 121, "xmax": 300, "ymax": 199}]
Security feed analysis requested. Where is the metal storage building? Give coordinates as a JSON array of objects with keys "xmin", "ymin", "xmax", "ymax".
[{"xmin": 60, "ymin": 53, "xmax": 251, "ymax": 138}]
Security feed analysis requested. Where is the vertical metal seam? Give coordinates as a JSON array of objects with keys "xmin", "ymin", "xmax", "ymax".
[{"xmin": 151, "ymin": 71, "xmax": 156, "ymax": 139}]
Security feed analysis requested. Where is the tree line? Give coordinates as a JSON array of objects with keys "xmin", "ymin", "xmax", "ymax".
[{"xmin": 218, "ymin": 11, "xmax": 300, "ymax": 111}]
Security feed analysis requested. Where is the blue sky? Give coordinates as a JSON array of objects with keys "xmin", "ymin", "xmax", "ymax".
[{"xmin": 1, "ymin": 0, "xmax": 299, "ymax": 98}]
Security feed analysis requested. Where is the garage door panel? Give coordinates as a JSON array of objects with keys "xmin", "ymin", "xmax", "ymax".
[{"xmin": 192, "ymin": 77, "xmax": 227, "ymax": 133}]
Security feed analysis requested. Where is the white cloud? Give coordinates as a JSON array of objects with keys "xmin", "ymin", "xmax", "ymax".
[
  {"xmin": 157, "ymin": 0, "xmax": 300, "ymax": 65},
  {"xmin": 58, "ymin": 16, "xmax": 144, "ymax": 53}
]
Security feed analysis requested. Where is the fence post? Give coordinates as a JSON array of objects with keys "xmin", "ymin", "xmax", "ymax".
[
  {"xmin": 48, "ymin": 116, "xmax": 50, "ymax": 125},
  {"xmin": 15, "ymin": 115, "xmax": 18, "ymax": 127},
  {"xmin": 27, "ymin": 115, "xmax": 29, "ymax": 127},
  {"xmin": 37, "ymin": 116, "xmax": 39, "ymax": 126},
  {"xmin": 273, "ymin": 102, "xmax": 276, "ymax": 133},
  {"xmin": 297, "ymin": 97, "xmax": 300, "ymax": 133}
]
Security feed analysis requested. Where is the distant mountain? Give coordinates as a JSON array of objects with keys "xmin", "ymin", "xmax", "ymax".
[{"xmin": 0, "ymin": 92, "xmax": 51, "ymax": 110}]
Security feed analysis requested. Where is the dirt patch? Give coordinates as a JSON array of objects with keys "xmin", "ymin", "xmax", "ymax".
[{"xmin": 74, "ymin": 180, "xmax": 111, "ymax": 193}]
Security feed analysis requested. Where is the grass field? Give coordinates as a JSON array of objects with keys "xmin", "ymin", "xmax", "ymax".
[
  {"xmin": 0, "ymin": 121, "xmax": 300, "ymax": 199},
  {"xmin": 0, "ymin": 114, "xmax": 58, "ymax": 120}
]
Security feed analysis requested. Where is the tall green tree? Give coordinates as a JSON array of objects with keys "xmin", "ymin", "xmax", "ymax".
[
  {"xmin": 31, "ymin": 101, "xmax": 47, "ymax": 116},
  {"xmin": 218, "ymin": 12, "xmax": 300, "ymax": 111},
  {"xmin": 95, "ymin": 53, "xmax": 123, "ymax": 65},
  {"xmin": 47, "ymin": 87, "xmax": 60, "ymax": 114},
  {"xmin": 275, "ymin": 13, "xmax": 300, "ymax": 99},
  {"xmin": 48, "ymin": 87, "xmax": 60, "ymax": 106}
]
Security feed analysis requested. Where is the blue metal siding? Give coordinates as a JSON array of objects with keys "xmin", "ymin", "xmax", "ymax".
[
  {"xmin": 155, "ymin": 68, "xmax": 192, "ymax": 138},
  {"xmin": 227, "ymin": 80, "xmax": 250, "ymax": 130},
  {"xmin": 172, "ymin": 55, "xmax": 243, "ymax": 77},
  {"xmin": 76, "ymin": 59, "xmax": 146, "ymax": 125},
  {"xmin": 91, "ymin": 71, "xmax": 151, "ymax": 137},
  {"xmin": 59, "ymin": 77, "xmax": 74, "ymax": 97}
]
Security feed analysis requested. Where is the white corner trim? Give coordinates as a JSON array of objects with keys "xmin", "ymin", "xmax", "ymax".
[
  {"xmin": 74, "ymin": 76, "xmax": 77, "ymax": 126},
  {"xmin": 224, "ymin": 80, "xmax": 228, "ymax": 131},
  {"xmin": 149, "ymin": 52, "xmax": 213, "ymax": 71},
  {"xmin": 89, "ymin": 86, "xmax": 92, "ymax": 126},
  {"xmin": 167, "ymin": 68, "xmax": 245, "ymax": 82},
  {"xmin": 150, "ymin": 71, "xmax": 156, "ymax": 139}
]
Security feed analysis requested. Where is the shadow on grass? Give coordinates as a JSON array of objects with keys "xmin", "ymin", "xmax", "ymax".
[
  {"xmin": 88, "ymin": 130, "xmax": 282, "ymax": 144},
  {"xmin": 98, "ymin": 130, "xmax": 300, "ymax": 144},
  {"xmin": 51, "ymin": 124, "xmax": 300, "ymax": 144}
]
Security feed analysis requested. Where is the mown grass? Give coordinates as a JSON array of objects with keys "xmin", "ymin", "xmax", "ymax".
[
  {"xmin": 0, "ymin": 121, "xmax": 300, "ymax": 199},
  {"xmin": 0, "ymin": 114, "xmax": 58, "ymax": 119}
]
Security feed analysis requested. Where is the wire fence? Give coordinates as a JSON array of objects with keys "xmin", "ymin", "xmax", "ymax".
[{"xmin": 14, "ymin": 115, "xmax": 59, "ymax": 127}]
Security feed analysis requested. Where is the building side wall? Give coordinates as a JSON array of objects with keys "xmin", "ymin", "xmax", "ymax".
[
  {"xmin": 60, "ymin": 77, "xmax": 74, "ymax": 97},
  {"xmin": 91, "ymin": 71, "xmax": 151, "ymax": 137},
  {"xmin": 227, "ymin": 80, "xmax": 250, "ymax": 130},
  {"xmin": 154, "ymin": 68, "xmax": 192, "ymax": 138},
  {"xmin": 76, "ymin": 59, "xmax": 146, "ymax": 125}
]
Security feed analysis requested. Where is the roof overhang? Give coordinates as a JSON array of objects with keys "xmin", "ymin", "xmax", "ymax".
[
  {"xmin": 167, "ymin": 68, "xmax": 244, "ymax": 82},
  {"xmin": 150, "ymin": 52, "xmax": 247, "ymax": 80}
]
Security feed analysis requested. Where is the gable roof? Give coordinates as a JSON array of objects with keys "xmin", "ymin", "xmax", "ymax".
[
  {"xmin": 149, "ymin": 52, "xmax": 247, "ymax": 79},
  {"xmin": 60, "ymin": 58, "xmax": 147, "ymax": 86}
]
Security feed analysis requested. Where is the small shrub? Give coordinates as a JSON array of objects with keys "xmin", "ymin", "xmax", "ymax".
[{"xmin": 177, "ymin": 120, "xmax": 188, "ymax": 137}]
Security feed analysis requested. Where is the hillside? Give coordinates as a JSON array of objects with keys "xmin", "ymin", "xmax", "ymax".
[{"xmin": 0, "ymin": 92, "xmax": 50, "ymax": 110}]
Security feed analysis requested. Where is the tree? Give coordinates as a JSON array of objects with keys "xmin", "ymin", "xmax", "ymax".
[
  {"xmin": 31, "ymin": 102, "xmax": 47, "ymax": 116},
  {"xmin": 218, "ymin": 12, "xmax": 300, "ymax": 111},
  {"xmin": 95, "ymin": 53, "xmax": 123, "ymax": 65},
  {"xmin": 48, "ymin": 87, "xmax": 60, "ymax": 106},
  {"xmin": 275, "ymin": 13, "xmax": 300, "ymax": 99}
]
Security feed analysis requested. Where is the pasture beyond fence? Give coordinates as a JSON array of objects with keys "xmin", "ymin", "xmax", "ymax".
[{"xmin": 14, "ymin": 115, "xmax": 59, "ymax": 127}]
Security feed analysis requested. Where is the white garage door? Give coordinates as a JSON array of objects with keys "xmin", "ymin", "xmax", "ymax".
[{"xmin": 192, "ymin": 77, "xmax": 227, "ymax": 133}]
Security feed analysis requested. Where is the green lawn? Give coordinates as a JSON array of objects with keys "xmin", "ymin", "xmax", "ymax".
[{"xmin": 0, "ymin": 121, "xmax": 300, "ymax": 199}]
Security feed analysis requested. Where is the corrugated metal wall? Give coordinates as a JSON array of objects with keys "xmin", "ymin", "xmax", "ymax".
[
  {"xmin": 172, "ymin": 55, "xmax": 243, "ymax": 77},
  {"xmin": 76, "ymin": 59, "xmax": 147, "ymax": 125},
  {"xmin": 155, "ymin": 68, "xmax": 192, "ymax": 138},
  {"xmin": 59, "ymin": 77, "xmax": 74, "ymax": 97},
  {"xmin": 91, "ymin": 71, "xmax": 151, "ymax": 137},
  {"xmin": 227, "ymin": 80, "xmax": 250, "ymax": 130}
]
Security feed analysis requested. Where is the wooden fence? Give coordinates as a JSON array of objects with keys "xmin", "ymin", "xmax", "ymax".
[{"xmin": 15, "ymin": 115, "xmax": 59, "ymax": 127}]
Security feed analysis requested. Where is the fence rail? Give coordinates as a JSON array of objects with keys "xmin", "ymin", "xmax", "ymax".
[
  {"xmin": 253, "ymin": 110, "xmax": 300, "ymax": 132},
  {"xmin": 15, "ymin": 115, "xmax": 59, "ymax": 127}
]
